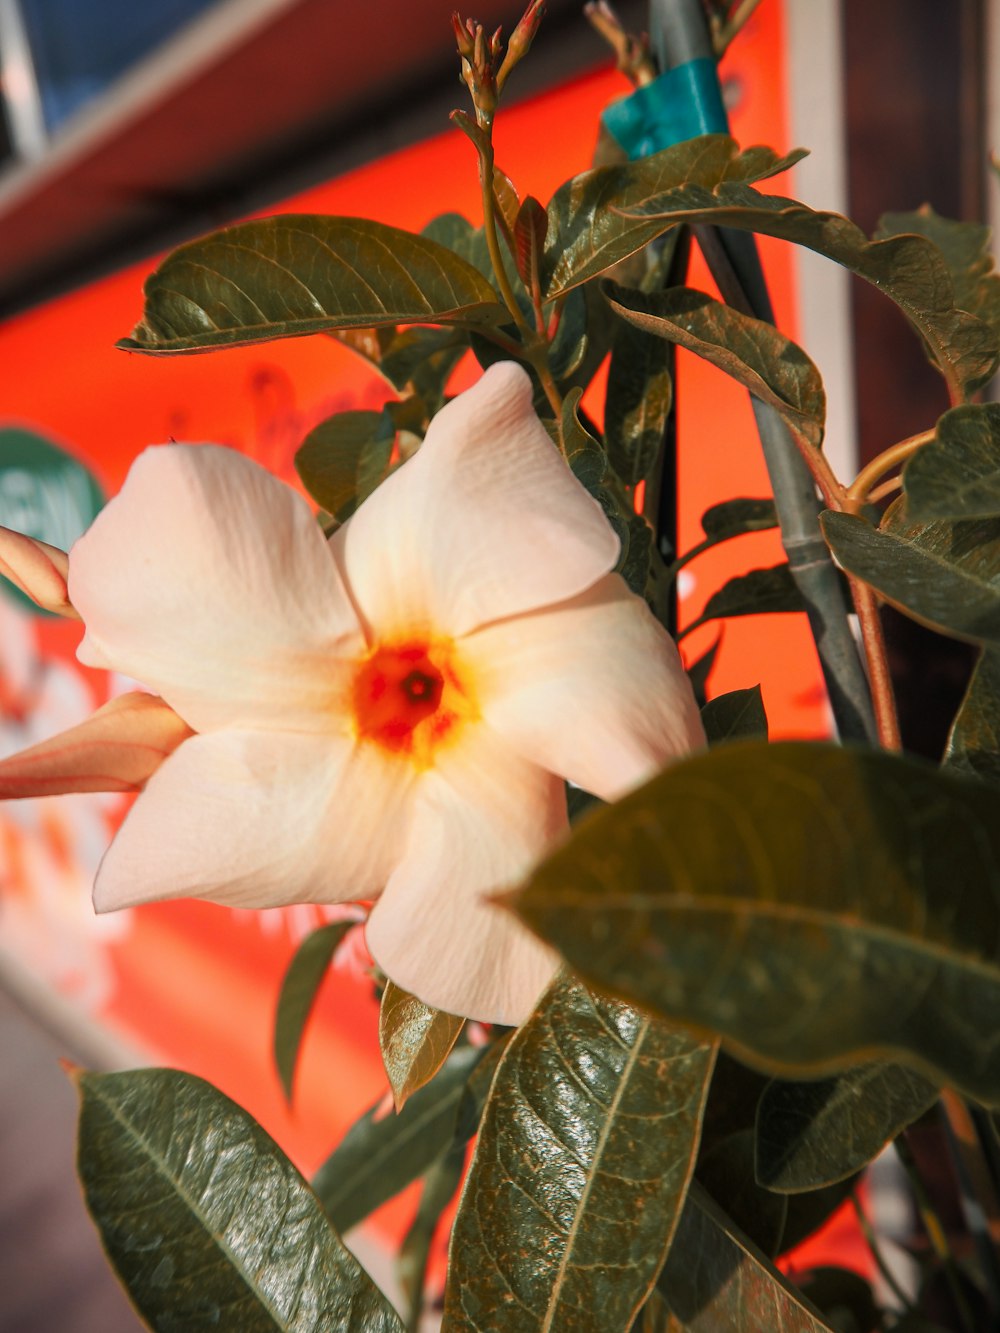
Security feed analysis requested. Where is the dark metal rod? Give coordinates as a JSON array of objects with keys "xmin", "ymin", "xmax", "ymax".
[{"xmin": 648, "ymin": 0, "xmax": 876, "ymax": 742}]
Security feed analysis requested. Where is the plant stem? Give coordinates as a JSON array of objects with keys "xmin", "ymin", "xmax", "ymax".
[
  {"xmin": 939, "ymin": 1089, "xmax": 1000, "ymax": 1312},
  {"xmin": 848, "ymin": 577, "xmax": 901, "ymax": 750},
  {"xmin": 850, "ymin": 1190, "xmax": 916, "ymax": 1315},
  {"xmin": 478, "ymin": 139, "xmax": 529, "ymax": 333},
  {"xmin": 844, "ymin": 430, "xmax": 934, "ymax": 513},
  {"xmin": 529, "ymin": 347, "xmax": 565, "ymax": 424},
  {"xmin": 713, "ymin": 0, "xmax": 765, "ymax": 55},
  {"xmin": 896, "ymin": 1133, "xmax": 979, "ymax": 1333}
]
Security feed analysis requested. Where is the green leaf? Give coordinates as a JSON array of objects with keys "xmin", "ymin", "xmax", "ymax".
[
  {"xmin": 617, "ymin": 182, "xmax": 998, "ymax": 402},
  {"xmin": 877, "ymin": 205, "xmax": 1000, "ymax": 355},
  {"xmin": 544, "ymin": 136, "xmax": 805, "ymax": 299},
  {"xmin": 755, "ymin": 1063, "xmax": 939, "ymax": 1192},
  {"xmin": 605, "ymin": 314, "xmax": 673, "ymax": 487},
  {"xmin": 944, "ymin": 647, "xmax": 1000, "ymax": 784},
  {"xmin": 658, "ymin": 1184, "xmax": 834, "ymax": 1331},
  {"xmin": 397, "ymin": 1146, "xmax": 464, "ymax": 1333},
  {"xmin": 378, "ymin": 326, "xmax": 467, "ymax": 404},
  {"xmin": 821, "ymin": 501, "xmax": 1000, "ymax": 647},
  {"xmin": 118, "ymin": 216, "xmax": 506, "ymax": 353},
  {"xmin": 682, "ymin": 563, "xmax": 805, "ymax": 637},
  {"xmin": 398, "ymin": 1142, "xmax": 465, "ymax": 1333},
  {"xmin": 701, "ymin": 497, "xmax": 779, "ymax": 543},
  {"xmin": 379, "ymin": 981, "xmax": 464, "ymax": 1112},
  {"xmin": 510, "ymin": 740, "xmax": 1000, "ymax": 1104},
  {"xmin": 548, "ymin": 285, "xmax": 590, "ymax": 382},
  {"xmin": 492, "ymin": 168, "xmax": 521, "ymax": 240},
  {"xmin": 274, "ymin": 920, "xmax": 356, "ymax": 1102},
  {"xmin": 697, "ymin": 1130, "xmax": 788, "ymax": 1257},
  {"xmin": 76, "ymin": 1067, "xmax": 401, "ymax": 1332},
  {"xmin": 313, "ymin": 1044, "xmax": 482, "ymax": 1235},
  {"xmin": 701, "ymin": 685, "xmax": 769, "ymax": 744},
  {"xmin": 605, "ymin": 285, "xmax": 825, "ymax": 449},
  {"xmin": 513, "ymin": 196, "xmax": 548, "ymax": 289},
  {"xmin": 561, "ymin": 387, "xmax": 607, "ymax": 490},
  {"xmin": 443, "ymin": 973, "xmax": 717, "ymax": 1332},
  {"xmin": 294, "ymin": 409, "xmax": 395, "ymax": 520},
  {"xmin": 904, "ymin": 403, "xmax": 1000, "ymax": 520},
  {"xmin": 613, "ymin": 495, "xmax": 655, "ymax": 598}
]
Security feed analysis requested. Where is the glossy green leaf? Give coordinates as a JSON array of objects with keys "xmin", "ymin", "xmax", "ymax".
[
  {"xmin": 821, "ymin": 501, "xmax": 1000, "ymax": 647},
  {"xmin": 511, "ymin": 740, "xmax": 1000, "ymax": 1103},
  {"xmin": 274, "ymin": 920, "xmax": 356, "ymax": 1102},
  {"xmin": 904, "ymin": 403, "xmax": 1000, "ymax": 520},
  {"xmin": 118, "ymin": 216, "xmax": 506, "ymax": 353},
  {"xmin": 295, "ymin": 410, "xmax": 394, "ymax": 520},
  {"xmin": 561, "ymin": 387, "xmax": 607, "ymax": 490},
  {"xmin": 681, "ymin": 563, "xmax": 804, "ymax": 637},
  {"xmin": 618, "ymin": 185, "xmax": 998, "ymax": 402},
  {"xmin": 492, "ymin": 168, "xmax": 521, "ymax": 240},
  {"xmin": 76, "ymin": 1067, "xmax": 401, "ymax": 1332},
  {"xmin": 379, "ymin": 981, "xmax": 464, "ymax": 1112},
  {"xmin": 701, "ymin": 685, "xmax": 768, "ymax": 744},
  {"xmin": 589, "ymin": 476, "xmax": 654, "ymax": 598},
  {"xmin": 544, "ymin": 136, "xmax": 805, "ymax": 299},
  {"xmin": 944, "ymin": 648, "xmax": 1000, "ymax": 784},
  {"xmin": 313, "ymin": 1045, "xmax": 482, "ymax": 1235},
  {"xmin": 422, "ymin": 213, "xmax": 494, "ymax": 283},
  {"xmin": 605, "ymin": 285, "xmax": 825, "ymax": 449},
  {"xmin": 443, "ymin": 973, "xmax": 717, "ymax": 1332},
  {"xmin": 877, "ymin": 206, "xmax": 1000, "ymax": 352},
  {"xmin": 398, "ymin": 1142, "xmax": 465, "ymax": 1333},
  {"xmin": 697, "ymin": 1130, "xmax": 787, "ymax": 1257},
  {"xmin": 378, "ymin": 325, "xmax": 467, "ymax": 404},
  {"xmin": 548, "ymin": 285, "xmax": 590, "ymax": 382},
  {"xmin": 514, "ymin": 196, "xmax": 548, "ymax": 289},
  {"xmin": 755, "ymin": 1062, "xmax": 939, "ymax": 1192},
  {"xmin": 604, "ymin": 314, "xmax": 673, "ymax": 487},
  {"xmin": 701, "ymin": 497, "xmax": 778, "ymax": 543},
  {"xmin": 658, "ymin": 1184, "xmax": 833, "ymax": 1331}
]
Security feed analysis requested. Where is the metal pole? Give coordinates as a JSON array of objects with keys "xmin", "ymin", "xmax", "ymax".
[{"xmin": 648, "ymin": 0, "xmax": 876, "ymax": 743}]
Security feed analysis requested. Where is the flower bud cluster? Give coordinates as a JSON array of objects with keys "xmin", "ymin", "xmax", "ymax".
[{"xmin": 452, "ymin": 0, "xmax": 545, "ymax": 124}]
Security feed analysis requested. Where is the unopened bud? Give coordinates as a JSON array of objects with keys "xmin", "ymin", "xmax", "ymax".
[{"xmin": 497, "ymin": 0, "xmax": 545, "ymax": 92}]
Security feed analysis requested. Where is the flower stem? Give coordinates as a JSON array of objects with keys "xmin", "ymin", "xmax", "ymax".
[
  {"xmin": 713, "ymin": 0, "xmax": 766, "ymax": 55},
  {"xmin": 843, "ymin": 430, "xmax": 934, "ymax": 513},
  {"xmin": 895, "ymin": 1132, "xmax": 979, "ymax": 1333},
  {"xmin": 850, "ymin": 1190, "xmax": 916, "ymax": 1315},
  {"xmin": 528, "ymin": 349, "xmax": 565, "ymax": 422},
  {"xmin": 478, "ymin": 139, "xmax": 529, "ymax": 333},
  {"xmin": 848, "ymin": 576, "xmax": 901, "ymax": 751}
]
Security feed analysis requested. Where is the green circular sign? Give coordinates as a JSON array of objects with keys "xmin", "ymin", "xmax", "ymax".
[{"xmin": 0, "ymin": 427, "xmax": 105, "ymax": 616}]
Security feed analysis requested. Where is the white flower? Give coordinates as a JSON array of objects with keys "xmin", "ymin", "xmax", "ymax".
[{"xmin": 0, "ymin": 363, "xmax": 703, "ymax": 1023}]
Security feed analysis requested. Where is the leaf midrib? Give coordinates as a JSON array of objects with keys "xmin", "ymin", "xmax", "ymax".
[{"xmin": 89, "ymin": 1082, "xmax": 294, "ymax": 1332}]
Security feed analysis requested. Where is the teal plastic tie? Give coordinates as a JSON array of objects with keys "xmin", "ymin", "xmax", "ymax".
[{"xmin": 601, "ymin": 58, "xmax": 728, "ymax": 159}]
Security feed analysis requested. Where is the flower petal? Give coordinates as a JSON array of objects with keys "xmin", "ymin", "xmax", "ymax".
[
  {"xmin": 331, "ymin": 362, "xmax": 619, "ymax": 639},
  {"xmin": 366, "ymin": 725, "xmax": 563, "ymax": 1024},
  {"xmin": 0, "ymin": 527, "xmax": 79, "ymax": 618},
  {"xmin": 0, "ymin": 692, "xmax": 192, "ymax": 797},
  {"xmin": 94, "ymin": 728, "xmax": 416, "ymax": 913},
  {"xmin": 70, "ymin": 445, "xmax": 365, "ymax": 732},
  {"xmin": 463, "ymin": 572, "xmax": 705, "ymax": 800}
]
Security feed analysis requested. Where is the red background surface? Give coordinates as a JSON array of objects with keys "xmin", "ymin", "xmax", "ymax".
[{"xmin": 0, "ymin": 2, "xmax": 860, "ymax": 1276}]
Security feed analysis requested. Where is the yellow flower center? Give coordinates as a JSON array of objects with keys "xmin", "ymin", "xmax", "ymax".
[{"xmin": 351, "ymin": 638, "xmax": 477, "ymax": 766}]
